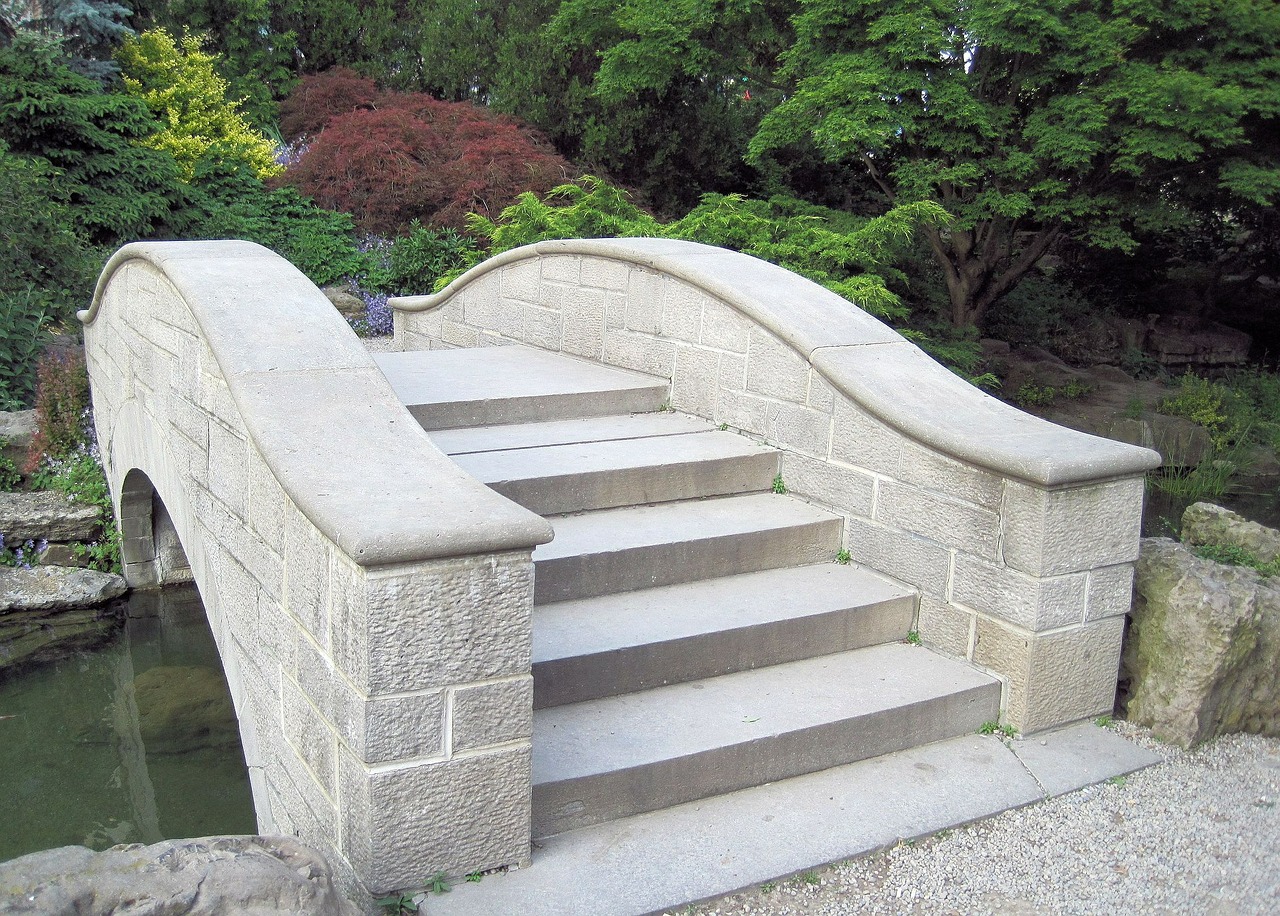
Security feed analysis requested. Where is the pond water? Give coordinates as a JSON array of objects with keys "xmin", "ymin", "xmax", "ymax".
[
  {"xmin": 1142, "ymin": 477, "xmax": 1280, "ymax": 538},
  {"xmin": 0, "ymin": 584, "xmax": 256, "ymax": 863}
]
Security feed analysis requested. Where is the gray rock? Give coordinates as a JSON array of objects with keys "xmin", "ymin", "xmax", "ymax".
[
  {"xmin": 1181, "ymin": 501, "xmax": 1280, "ymax": 564},
  {"xmin": 1125, "ymin": 537, "xmax": 1280, "ymax": 747},
  {"xmin": 322, "ymin": 285, "xmax": 366, "ymax": 319},
  {"xmin": 36, "ymin": 543, "xmax": 90, "ymax": 568},
  {"xmin": 0, "ymin": 410, "xmax": 36, "ymax": 466},
  {"xmin": 0, "ymin": 565, "xmax": 127, "ymax": 612},
  {"xmin": 0, "ymin": 490, "xmax": 101, "ymax": 542},
  {"xmin": 0, "ymin": 600, "xmax": 122, "ymax": 673},
  {"xmin": 1104, "ymin": 414, "xmax": 1212, "ymax": 468},
  {"xmin": 0, "ymin": 835, "xmax": 362, "ymax": 915}
]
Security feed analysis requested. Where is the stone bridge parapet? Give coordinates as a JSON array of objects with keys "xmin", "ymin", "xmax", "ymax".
[
  {"xmin": 81, "ymin": 241, "xmax": 552, "ymax": 893},
  {"xmin": 391, "ymin": 238, "xmax": 1161, "ymax": 733}
]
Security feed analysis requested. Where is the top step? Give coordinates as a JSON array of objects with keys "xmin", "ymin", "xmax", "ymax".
[{"xmin": 373, "ymin": 346, "xmax": 669, "ymax": 429}]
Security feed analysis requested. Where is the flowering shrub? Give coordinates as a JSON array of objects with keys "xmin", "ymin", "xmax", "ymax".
[
  {"xmin": 24, "ymin": 349, "xmax": 90, "ymax": 474},
  {"xmin": 0, "ymin": 534, "xmax": 47, "ymax": 569}
]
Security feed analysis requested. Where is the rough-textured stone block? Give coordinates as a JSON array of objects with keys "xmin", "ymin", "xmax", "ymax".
[
  {"xmin": 166, "ymin": 396, "xmax": 209, "ymax": 452},
  {"xmin": 1002, "ymin": 477, "xmax": 1145, "ymax": 576},
  {"xmin": 622, "ymin": 274, "xmax": 663, "ymax": 334},
  {"xmin": 332, "ymin": 680, "xmax": 445, "ymax": 764},
  {"xmin": 339, "ymin": 746, "xmax": 532, "ymax": 893},
  {"xmin": 522, "ymin": 303, "xmax": 562, "ymax": 351},
  {"xmin": 248, "ymin": 451, "xmax": 287, "ymax": 547},
  {"xmin": 1087, "ymin": 563, "xmax": 1136, "ymax": 621},
  {"xmin": 717, "ymin": 352, "xmax": 746, "ymax": 391},
  {"xmin": 660, "ymin": 285, "xmax": 703, "ymax": 341},
  {"xmin": 844, "ymin": 516, "xmax": 950, "ymax": 598},
  {"xmin": 830, "ymin": 398, "xmax": 902, "ymax": 478},
  {"xmin": 451, "ymin": 676, "xmax": 534, "ymax": 753},
  {"xmin": 952, "ymin": 555, "xmax": 1088, "ymax": 631},
  {"xmin": 974, "ymin": 616, "xmax": 1125, "ymax": 733},
  {"xmin": 807, "ymin": 373, "xmax": 835, "ymax": 413},
  {"xmin": 877, "ymin": 482, "xmax": 1000, "ymax": 559},
  {"xmin": 900, "ymin": 440, "xmax": 1005, "ymax": 510},
  {"xmin": 581, "ymin": 257, "xmax": 630, "ymax": 291},
  {"xmin": 358, "ymin": 554, "xmax": 535, "ymax": 694},
  {"xmin": 671, "ymin": 344, "xmax": 720, "ymax": 417},
  {"xmin": 440, "ymin": 318, "xmax": 481, "ymax": 348},
  {"xmin": 746, "ymin": 330, "xmax": 810, "ymax": 404},
  {"xmin": 715, "ymin": 388, "xmax": 770, "ymax": 437},
  {"xmin": 762, "ymin": 401, "xmax": 832, "ymax": 458},
  {"xmin": 918, "ymin": 595, "xmax": 973, "ymax": 660},
  {"xmin": 207, "ymin": 421, "xmax": 249, "ymax": 521},
  {"xmin": 561, "ymin": 289, "xmax": 606, "ymax": 360},
  {"xmin": 700, "ymin": 299, "xmax": 750, "ymax": 353},
  {"xmin": 779, "ymin": 452, "xmax": 875, "ymax": 518},
  {"xmin": 541, "ymin": 255, "xmax": 581, "ymax": 285},
  {"xmin": 283, "ymin": 506, "xmax": 332, "ymax": 644},
  {"xmin": 603, "ymin": 331, "xmax": 674, "ymax": 378},
  {"xmin": 282, "ymin": 675, "xmax": 337, "ymax": 796},
  {"xmin": 500, "ymin": 261, "xmax": 541, "ymax": 302}
]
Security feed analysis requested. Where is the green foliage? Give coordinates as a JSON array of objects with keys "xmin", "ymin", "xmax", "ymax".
[
  {"xmin": 1013, "ymin": 378, "xmax": 1092, "ymax": 410},
  {"xmin": 0, "ymin": 289, "xmax": 52, "ymax": 411},
  {"xmin": 460, "ymin": 177, "xmax": 947, "ymax": 324},
  {"xmin": 369, "ymin": 224, "xmax": 481, "ymax": 297},
  {"xmin": 750, "ymin": 0, "xmax": 1280, "ymax": 327},
  {"xmin": 836, "ymin": 549, "xmax": 851, "ymax": 565},
  {"xmin": 771, "ymin": 474, "xmax": 787, "ymax": 495},
  {"xmin": 0, "ymin": 448, "xmax": 21, "ymax": 491},
  {"xmin": 374, "ymin": 893, "xmax": 417, "ymax": 916},
  {"xmin": 979, "ymin": 721, "xmax": 1017, "ymax": 738},
  {"xmin": 1193, "ymin": 543, "xmax": 1280, "ymax": 578},
  {"xmin": 0, "ymin": 31, "xmax": 182, "ymax": 246},
  {"xmin": 117, "ymin": 28, "xmax": 283, "ymax": 181},
  {"xmin": 905, "ymin": 630, "xmax": 921, "ymax": 646}
]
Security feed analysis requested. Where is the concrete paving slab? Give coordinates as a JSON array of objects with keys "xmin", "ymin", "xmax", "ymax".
[
  {"xmin": 534, "ymin": 563, "xmax": 914, "ymax": 707},
  {"xmin": 430, "ymin": 413, "xmax": 714, "ymax": 454},
  {"xmin": 422, "ymin": 732, "xmax": 1046, "ymax": 916},
  {"xmin": 1009, "ymin": 720, "xmax": 1164, "ymax": 796},
  {"xmin": 374, "ymin": 346, "xmax": 668, "ymax": 428}
]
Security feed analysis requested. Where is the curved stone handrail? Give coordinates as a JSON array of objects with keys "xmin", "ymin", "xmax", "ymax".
[
  {"xmin": 82, "ymin": 240, "xmax": 551, "ymax": 895},
  {"xmin": 393, "ymin": 238, "xmax": 1159, "ymax": 487},
  {"xmin": 83, "ymin": 241, "xmax": 552, "ymax": 564}
]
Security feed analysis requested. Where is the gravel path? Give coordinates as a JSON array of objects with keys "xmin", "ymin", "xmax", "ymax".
[{"xmin": 672, "ymin": 725, "xmax": 1280, "ymax": 916}]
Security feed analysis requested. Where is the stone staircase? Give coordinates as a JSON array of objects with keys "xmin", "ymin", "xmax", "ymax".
[{"xmin": 375, "ymin": 345, "xmax": 1003, "ymax": 843}]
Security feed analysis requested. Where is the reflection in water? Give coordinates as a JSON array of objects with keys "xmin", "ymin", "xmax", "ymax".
[
  {"xmin": 1143, "ymin": 480, "xmax": 1280, "ymax": 537},
  {"xmin": 0, "ymin": 585, "xmax": 256, "ymax": 862}
]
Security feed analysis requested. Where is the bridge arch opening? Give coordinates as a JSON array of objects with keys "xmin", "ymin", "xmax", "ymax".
[{"xmin": 119, "ymin": 468, "xmax": 192, "ymax": 591}]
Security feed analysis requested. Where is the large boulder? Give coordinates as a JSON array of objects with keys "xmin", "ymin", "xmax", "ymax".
[
  {"xmin": 0, "ymin": 490, "xmax": 101, "ymax": 542},
  {"xmin": 1181, "ymin": 501, "xmax": 1280, "ymax": 563},
  {"xmin": 0, "ymin": 566, "xmax": 126, "ymax": 612},
  {"xmin": 0, "ymin": 835, "xmax": 361, "ymax": 915},
  {"xmin": 1125, "ymin": 536, "xmax": 1280, "ymax": 746},
  {"xmin": 0, "ymin": 410, "xmax": 36, "ymax": 465}
]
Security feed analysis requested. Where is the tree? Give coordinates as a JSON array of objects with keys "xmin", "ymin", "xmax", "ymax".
[
  {"xmin": 750, "ymin": 0, "xmax": 1280, "ymax": 328},
  {"xmin": 116, "ymin": 27, "xmax": 282, "ymax": 180},
  {"xmin": 0, "ymin": 31, "xmax": 180, "ymax": 244},
  {"xmin": 22, "ymin": 0, "xmax": 134, "ymax": 81}
]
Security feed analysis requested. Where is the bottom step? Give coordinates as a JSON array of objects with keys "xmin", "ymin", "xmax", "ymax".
[
  {"xmin": 532, "ymin": 643, "xmax": 1000, "ymax": 836},
  {"xmin": 424, "ymin": 723, "xmax": 1163, "ymax": 916}
]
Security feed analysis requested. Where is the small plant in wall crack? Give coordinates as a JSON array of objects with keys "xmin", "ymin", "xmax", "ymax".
[
  {"xmin": 376, "ymin": 893, "xmax": 418, "ymax": 915},
  {"xmin": 425, "ymin": 872, "xmax": 450, "ymax": 894},
  {"xmin": 836, "ymin": 549, "xmax": 851, "ymax": 565},
  {"xmin": 978, "ymin": 721, "xmax": 1017, "ymax": 739},
  {"xmin": 904, "ymin": 630, "xmax": 921, "ymax": 646},
  {"xmin": 771, "ymin": 473, "xmax": 787, "ymax": 494}
]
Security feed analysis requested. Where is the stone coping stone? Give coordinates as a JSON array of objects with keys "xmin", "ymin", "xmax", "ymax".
[
  {"xmin": 81, "ymin": 242, "xmax": 552, "ymax": 566},
  {"xmin": 422, "ymin": 722, "xmax": 1161, "ymax": 916},
  {"xmin": 392, "ymin": 239, "xmax": 1160, "ymax": 487}
]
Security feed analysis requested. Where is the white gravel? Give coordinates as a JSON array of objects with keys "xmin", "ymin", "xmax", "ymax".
[{"xmin": 672, "ymin": 724, "xmax": 1280, "ymax": 916}]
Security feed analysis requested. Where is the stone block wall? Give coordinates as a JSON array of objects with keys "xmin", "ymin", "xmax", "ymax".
[
  {"xmin": 393, "ymin": 238, "xmax": 1160, "ymax": 734},
  {"xmin": 83, "ymin": 242, "xmax": 551, "ymax": 894}
]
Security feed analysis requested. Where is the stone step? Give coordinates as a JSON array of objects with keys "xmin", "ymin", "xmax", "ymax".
[
  {"xmin": 533, "ymin": 563, "xmax": 915, "ymax": 708},
  {"xmin": 429, "ymin": 411, "xmax": 715, "ymax": 455},
  {"xmin": 533, "ymin": 493, "xmax": 842, "ymax": 604},
  {"xmin": 531, "ymin": 642, "xmax": 1002, "ymax": 837},
  {"xmin": 451, "ymin": 430, "xmax": 780, "ymax": 515},
  {"xmin": 373, "ymin": 345, "xmax": 668, "ymax": 430},
  {"xmin": 428, "ymin": 722, "xmax": 1164, "ymax": 916}
]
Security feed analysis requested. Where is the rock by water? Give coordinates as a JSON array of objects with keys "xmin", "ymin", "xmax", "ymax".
[
  {"xmin": 0, "ymin": 491, "xmax": 101, "ymax": 543},
  {"xmin": 0, "ymin": 567, "xmax": 128, "ymax": 674},
  {"xmin": 1126, "ymin": 533, "xmax": 1280, "ymax": 747},
  {"xmin": 0, "ymin": 835, "xmax": 361, "ymax": 915},
  {"xmin": 1181, "ymin": 501, "xmax": 1280, "ymax": 564}
]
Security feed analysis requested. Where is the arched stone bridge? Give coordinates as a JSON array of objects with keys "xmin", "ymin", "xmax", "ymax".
[{"xmin": 82, "ymin": 239, "xmax": 1159, "ymax": 902}]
